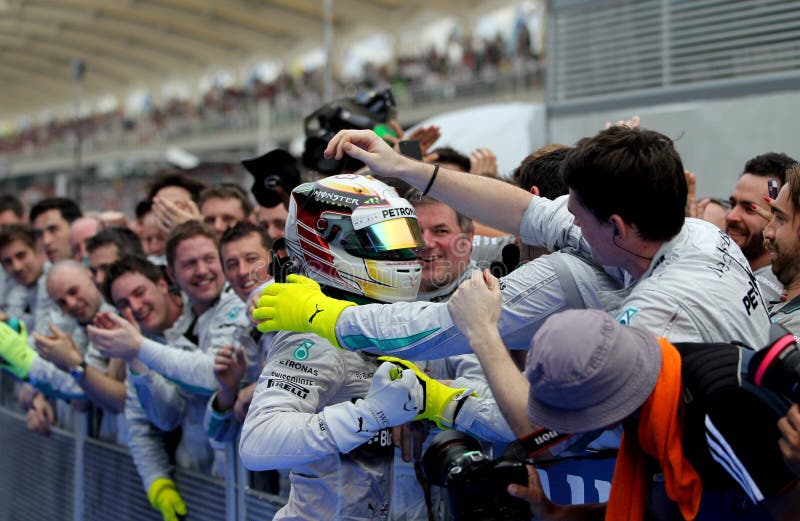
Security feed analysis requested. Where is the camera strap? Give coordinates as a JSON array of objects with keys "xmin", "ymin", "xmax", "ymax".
[
  {"xmin": 413, "ymin": 461, "xmax": 435, "ymax": 521},
  {"xmin": 504, "ymin": 428, "xmax": 574, "ymax": 461},
  {"xmin": 268, "ymin": 238, "xmax": 295, "ymax": 283}
]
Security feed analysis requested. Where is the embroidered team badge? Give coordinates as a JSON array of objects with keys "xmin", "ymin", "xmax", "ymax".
[
  {"xmin": 616, "ymin": 307, "xmax": 639, "ymax": 325},
  {"xmin": 293, "ymin": 340, "xmax": 315, "ymax": 361}
]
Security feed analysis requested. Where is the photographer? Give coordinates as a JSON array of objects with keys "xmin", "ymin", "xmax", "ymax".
[{"xmin": 449, "ymin": 269, "xmax": 800, "ymax": 521}]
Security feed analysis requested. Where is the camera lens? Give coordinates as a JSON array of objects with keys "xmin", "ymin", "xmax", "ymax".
[
  {"xmin": 761, "ymin": 344, "xmax": 800, "ymax": 401},
  {"xmin": 421, "ymin": 431, "xmax": 484, "ymax": 486}
]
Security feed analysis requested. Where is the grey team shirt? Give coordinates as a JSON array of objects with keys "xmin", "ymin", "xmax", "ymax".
[{"xmin": 517, "ymin": 195, "xmax": 770, "ymax": 346}]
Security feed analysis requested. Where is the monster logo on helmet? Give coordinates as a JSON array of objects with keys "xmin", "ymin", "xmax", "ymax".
[{"xmin": 285, "ymin": 174, "xmax": 424, "ymax": 303}]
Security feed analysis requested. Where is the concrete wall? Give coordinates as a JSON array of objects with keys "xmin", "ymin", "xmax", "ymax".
[{"xmin": 547, "ymin": 89, "xmax": 800, "ymax": 199}]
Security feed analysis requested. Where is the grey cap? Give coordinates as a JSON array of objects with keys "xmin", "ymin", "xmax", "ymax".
[{"xmin": 525, "ymin": 309, "xmax": 662, "ymax": 433}]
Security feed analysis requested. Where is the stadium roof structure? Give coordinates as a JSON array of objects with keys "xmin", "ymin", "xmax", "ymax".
[{"xmin": 0, "ymin": 0, "xmax": 478, "ymax": 117}]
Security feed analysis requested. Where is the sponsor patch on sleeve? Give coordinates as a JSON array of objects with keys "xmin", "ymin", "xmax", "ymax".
[{"xmin": 615, "ymin": 307, "xmax": 639, "ymax": 325}]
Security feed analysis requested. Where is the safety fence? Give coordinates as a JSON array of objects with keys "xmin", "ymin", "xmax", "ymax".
[
  {"xmin": 0, "ymin": 398, "xmax": 618, "ymax": 521},
  {"xmin": 0, "ymin": 405, "xmax": 286, "ymax": 521}
]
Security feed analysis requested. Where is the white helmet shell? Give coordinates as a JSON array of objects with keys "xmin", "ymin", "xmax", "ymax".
[{"xmin": 285, "ymin": 174, "xmax": 424, "ymax": 303}]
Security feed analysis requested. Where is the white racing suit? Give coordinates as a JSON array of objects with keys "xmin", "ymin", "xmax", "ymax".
[
  {"xmin": 382, "ymin": 267, "xmax": 516, "ymax": 520},
  {"xmin": 240, "ymin": 330, "xmax": 395, "ymax": 520}
]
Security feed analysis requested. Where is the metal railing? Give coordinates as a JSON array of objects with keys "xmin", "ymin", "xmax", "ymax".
[{"xmin": 0, "ymin": 404, "xmax": 286, "ymax": 521}]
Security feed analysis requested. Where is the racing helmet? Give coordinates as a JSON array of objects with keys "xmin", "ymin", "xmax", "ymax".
[{"xmin": 285, "ymin": 174, "xmax": 424, "ymax": 303}]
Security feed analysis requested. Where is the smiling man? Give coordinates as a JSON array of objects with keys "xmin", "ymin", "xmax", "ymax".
[
  {"xmin": 34, "ymin": 261, "xmax": 126, "ymax": 436},
  {"xmin": 764, "ymin": 163, "xmax": 800, "ymax": 330},
  {"xmin": 727, "ymin": 152, "xmax": 797, "ymax": 303},
  {"xmin": 0, "ymin": 224, "xmax": 46, "ymax": 292},
  {"xmin": 166, "ymin": 221, "xmax": 230, "ymax": 319},
  {"xmin": 0, "ymin": 225, "xmax": 87, "ymax": 436},
  {"xmin": 219, "ymin": 221, "xmax": 272, "ymax": 302},
  {"xmin": 101, "ymin": 256, "xmax": 189, "ymax": 347},
  {"xmin": 412, "ymin": 194, "xmax": 475, "ymax": 301},
  {"xmin": 0, "ymin": 224, "xmax": 78, "ymax": 336},
  {"xmin": 204, "ymin": 221, "xmax": 274, "ymax": 442}
]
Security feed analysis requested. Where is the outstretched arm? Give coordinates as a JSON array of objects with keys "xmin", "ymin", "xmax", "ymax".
[{"xmin": 324, "ymin": 129, "xmax": 533, "ymax": 234}]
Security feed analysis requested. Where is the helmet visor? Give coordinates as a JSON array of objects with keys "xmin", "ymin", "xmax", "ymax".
[{"xmin": 342, "ymin": 217, "xmax": 423, "ymax": 260}]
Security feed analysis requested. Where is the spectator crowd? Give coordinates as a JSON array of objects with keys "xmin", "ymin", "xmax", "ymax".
[{"xmin": 0, "ymin": 29, "xmax": 542, "ymax": 161}]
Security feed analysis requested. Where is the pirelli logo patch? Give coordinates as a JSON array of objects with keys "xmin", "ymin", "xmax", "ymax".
[{"xmin": 267, "ymin": 377, "xmax": 310, "ymax": 399}]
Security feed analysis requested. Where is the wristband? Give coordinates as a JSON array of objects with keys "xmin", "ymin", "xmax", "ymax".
[
  {"xmin": 421, "ymin": 163, "xmax": 440, "ymax": 197},
  {"xmin": 69, "ymin": 360, "xmax": 87, "ymax": 382}
]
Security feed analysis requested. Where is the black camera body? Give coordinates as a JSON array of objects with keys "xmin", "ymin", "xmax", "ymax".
[
  {"xmin": 302, "ymin": 89, "xmax": 396, "ymax": 176},
  {"xmin": 422, "ymin": 431, "xmax": 530, "ymax": 521}
]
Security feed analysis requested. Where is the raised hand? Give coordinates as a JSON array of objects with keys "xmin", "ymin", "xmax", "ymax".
[
  {"xmin": 406, "ymin": 125, "xmax": 441, "ymax": 155},
  {"xmin": 214, "ymin": 345, "xmax": 246, "ymax": 392},
  {"xmin": 152, "ymin": 195, "xmax": 201, "ymax": 233},
  {"xmin": 213, "ymin": 345, "xmax": 246, "ymax": 412},
  {"xmin": 469, "ymin": 147, "xmax": 499, "ymax": 177},
  {"xmin": 604, "ymin": 115, "xmax": 640, "ymax": 129},
  {"xmin": 447, "ymin": 269, "xmax": 503, "ymax": 351},
  {"xmin": 33, "ymin": 324, "xmax": 82, "ymax": 372},
  {"xmin": 87, "ymin": 311, "xmax": 144, "ymax": 361},
  {"xmin": 324, "ymin": 129, "xmax": 412, "ymax": 179}
]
